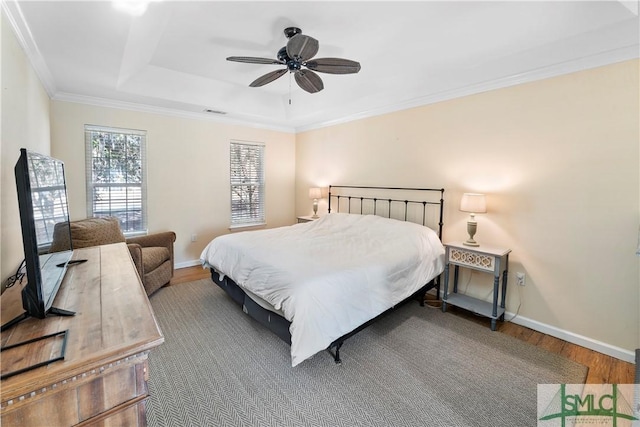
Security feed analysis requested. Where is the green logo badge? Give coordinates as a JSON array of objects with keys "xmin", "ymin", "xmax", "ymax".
[{"xmin": 538, "ymin": 384, "xmax": 639, "ymax": 427}]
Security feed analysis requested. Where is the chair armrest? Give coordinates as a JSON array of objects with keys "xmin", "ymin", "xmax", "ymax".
[
  {"xmin": 127, "ymin": 243, "xmax": 144, "ymax": 280},
  {"xmin": 127, "ymin": 231, "xmax": 176, "ymax": 250},
  {"xmin": 127, "ymin": 231, "xmax": 176, "ymax": 274}
]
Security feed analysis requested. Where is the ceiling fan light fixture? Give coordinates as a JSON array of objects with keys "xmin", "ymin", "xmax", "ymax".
[
  {"xmin": 277, "ymin": 47, "xmax": 289, "ymax": 63},
  {"xmin": 283, "ymin": 27, "xmax": 302, "ymax": 39},
  {"xmin": 226, "ymin": 27, "xmax": 360, "ymax": 95}
]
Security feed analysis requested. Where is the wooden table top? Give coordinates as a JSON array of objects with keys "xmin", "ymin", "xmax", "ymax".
[{"xmin": 1, "ymin": 243, "xmax": 164, "ymax": 403}]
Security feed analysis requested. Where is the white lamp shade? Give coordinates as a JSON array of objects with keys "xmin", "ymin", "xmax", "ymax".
[
  {"xmin": 308, "ymin": 187, "xmax": 322, "ymax": 199},
  {"xmin": 460, "ymin": 193, "xmax": 487, "ymax": 214}
]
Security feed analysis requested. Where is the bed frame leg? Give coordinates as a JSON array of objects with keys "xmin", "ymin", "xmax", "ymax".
[
  {"xmin": 328, "ymin": 342, "xmax": 343, "ymax": 364},
  {"xmin": 418, "ymin": 279, "xmax": 439, "ymax": 306}
]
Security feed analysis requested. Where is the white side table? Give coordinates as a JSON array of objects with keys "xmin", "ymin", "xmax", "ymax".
[{"xmin": 441, "ymin": 242, "xmax": 511, "ymax": 331}]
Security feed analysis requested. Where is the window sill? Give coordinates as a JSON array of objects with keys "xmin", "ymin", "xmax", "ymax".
[
  {"xmin": 124, "ymin": 230, "xmax": 148, "ymax": 238},
  {"xmin": 228, "ymin": 222, "xmax": 266, "ymax": 231}
]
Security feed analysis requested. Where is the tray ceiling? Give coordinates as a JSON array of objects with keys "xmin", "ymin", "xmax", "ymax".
[{"xmin": 4, "ymin": 1, "xmax": 639, "ymax": 132}]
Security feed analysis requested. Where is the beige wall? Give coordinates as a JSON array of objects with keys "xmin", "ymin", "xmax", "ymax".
[
  {"xmin": 296, "ymin": 59, "xmax": 640, "ymax": 357},
  {"xmin": 50, "ymin": 102, "xmax": 296, "ymax": 266},
  {"xmin": 1, "ymin": 12, "xmax": 51, "ymax": 288}
]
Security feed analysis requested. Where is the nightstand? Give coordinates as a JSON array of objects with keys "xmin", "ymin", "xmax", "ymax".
[
  {"xmin": 297, "ymin": 216, "xmax": 318, "ymax": 223},
  {"xmin": 441, "ymin": 242, "xmax": 511, "ymax": 331}
]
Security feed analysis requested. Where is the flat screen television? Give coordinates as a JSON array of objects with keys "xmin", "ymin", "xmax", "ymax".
[{"xmin": 2, "ymin": 149, "xmax": 77, "ymax": 331}]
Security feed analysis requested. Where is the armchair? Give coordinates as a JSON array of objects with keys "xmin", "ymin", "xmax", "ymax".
[{"xmin": 50, "ymin": 217, "xmax": 176, "ymax": 296}]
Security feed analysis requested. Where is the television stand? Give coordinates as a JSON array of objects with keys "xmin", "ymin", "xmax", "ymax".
[
  {"xmin": 0, "ymin": 302, "xmax": 75, "ymax": 333},
  {"xmin": 0, "ymin": 243, "xmax": 164, "ymax": 426},
  {"xmin": 47, "ymin": 306, "xmax": 75, "ymax": 316},
  {"xmin": 0, "ymin": 312, "xmax": 27, "ymax": 332}
]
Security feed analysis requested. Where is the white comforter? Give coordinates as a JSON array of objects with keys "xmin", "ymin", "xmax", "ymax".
[{"xmin": 200, "ymin": 213, "xmax": 445, "ymax": 366}]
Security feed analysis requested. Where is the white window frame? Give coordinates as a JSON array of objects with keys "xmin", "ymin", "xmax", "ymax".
[
  {"xmin": 84, "ymin": 125, "xmax": 148, "ymax": 236},
  {"xmin": 230, "ymin": 140, "xmax": 265, "ymax": 228}
]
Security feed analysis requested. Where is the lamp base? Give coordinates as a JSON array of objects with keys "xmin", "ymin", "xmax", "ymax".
[{"xmin": 464, "ymin": 220, "xmax": 479, "ymax": 247}]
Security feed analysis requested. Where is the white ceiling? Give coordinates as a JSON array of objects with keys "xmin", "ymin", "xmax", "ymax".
[{"xmin": 4, "ymin": 1, "xmax": 639, "ymax": 132}]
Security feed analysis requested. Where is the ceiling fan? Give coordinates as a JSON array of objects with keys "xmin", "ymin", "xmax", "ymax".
[{"xmin": 226, "ymin": 27, "xmax": 361, "ymax": 94}]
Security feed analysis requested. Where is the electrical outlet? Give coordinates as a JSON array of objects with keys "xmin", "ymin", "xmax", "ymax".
[
  {"xmin": 191, "ymin": 233, "xmax": 198, "ymax": 242},
  {"xmin": 516, "ymin": 272, "xmax": 525, "ymax": 286}
]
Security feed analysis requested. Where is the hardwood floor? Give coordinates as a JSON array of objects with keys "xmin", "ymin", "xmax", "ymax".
[
  {"xmin": 170, "ymin": 265, "xmax": 211, "ymax": 285},
  {"xmin": 169, "ymin": 266, "xmax": 636, "ymax": 384}
]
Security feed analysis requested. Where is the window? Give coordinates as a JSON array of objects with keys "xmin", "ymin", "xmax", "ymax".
[
  {"xmin": 230, "ymin": 141, "xmax": 265, "ymax": 227},
  {"xmin": 84, "ymin": 125, "xmax": 147, "ymax": 234}
]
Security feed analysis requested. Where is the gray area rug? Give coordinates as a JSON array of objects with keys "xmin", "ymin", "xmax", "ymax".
[{"xmin": 147, "ymin": 279, "xmax": 587, "ymax": 427}]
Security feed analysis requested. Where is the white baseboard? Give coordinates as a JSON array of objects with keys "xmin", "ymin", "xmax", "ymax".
[
  {"xmin": 506, "ymin": 312, "xmax": 636, "ymax": 364},
  {"xmin": 427, "ymin": 288, "xmax": 636, "ymax": 364},
  {"xmin": 175, "ymin": 259, "xmax": 203, "ymax": 269}
]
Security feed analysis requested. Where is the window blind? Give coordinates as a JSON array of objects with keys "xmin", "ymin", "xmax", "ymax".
[
  {"xmin": 230, "ymin": 141, "xmax": 265, "ymax": 226},
  {"xmin": 84, "ymin": 125, "xmax": 148, "ymax": 234}
]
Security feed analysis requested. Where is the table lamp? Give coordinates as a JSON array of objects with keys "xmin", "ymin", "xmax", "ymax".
[
  {"xmin": 309, "ymin": 187, "xmax": 322, "ymax": 218},
  {"xmin": 460, "ymin": 193, "xmax": 486, "ymax": 247}
]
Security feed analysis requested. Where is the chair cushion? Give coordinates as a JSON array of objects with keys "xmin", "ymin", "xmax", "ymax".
[
  {"xmin": 141, "ymin": 246, "xmax": 171, "ymax": 272},
  {"xmin": 70, "ymin": 217, "xmax": 126, "ymax": 249}
]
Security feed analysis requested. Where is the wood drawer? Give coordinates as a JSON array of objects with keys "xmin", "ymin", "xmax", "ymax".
[
  {"xmin": 448, "ymin": 247, "xmax": 496, "ymax": 272},
  {"xmin": 2, "ymin": 357, "xmax": 149, "ymax": 426}
]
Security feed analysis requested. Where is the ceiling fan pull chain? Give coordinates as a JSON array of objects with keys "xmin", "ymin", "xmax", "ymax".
[{"xmin": 289, "ymin": 72, "xmax": 292, "ymax": 105}]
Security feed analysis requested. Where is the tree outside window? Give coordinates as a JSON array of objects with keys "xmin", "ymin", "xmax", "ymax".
[
  {"xmin": 84, "ymin": 125, "xmax": 147, "ymax": 234},
  {"xmin": 230, "ymin": 141, "xmax": 265, "ymax": 226}
]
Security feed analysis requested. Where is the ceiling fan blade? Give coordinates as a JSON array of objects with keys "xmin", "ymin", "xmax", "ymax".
[
  {"xmin": 249, "ymin": 69, "xmax": 288, "ymax": 87},
  {"xmin": 286, "ymin": 34, "xmax": 319, "ymax": 61},
  {"xmin": 227, "ymin": 56, "xmax": 282, "ymax": 65},
  {"xmin": 294, "ymin": 70, "xmax": 324, "ymax": 93},
  {"xmin": 305, "ymin": 58, "xmax": 361, "ymax": 74}
]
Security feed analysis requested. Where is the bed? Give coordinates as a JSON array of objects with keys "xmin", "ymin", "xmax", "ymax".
[{"xmin": 200, "ymin": 185, "xmax": 445, "ymax": 367}]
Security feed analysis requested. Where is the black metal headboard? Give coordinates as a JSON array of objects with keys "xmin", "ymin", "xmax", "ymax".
[{"xmin": 327, "ymin": 185, "xmax": 445, "ymax": 239}]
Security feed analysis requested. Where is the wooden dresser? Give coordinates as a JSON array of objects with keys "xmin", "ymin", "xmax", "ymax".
[{"xmin": 1, "ymin": 243, "xmax": 164, "ymax": 426}]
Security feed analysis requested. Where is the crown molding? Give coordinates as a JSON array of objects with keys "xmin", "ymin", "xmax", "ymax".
[
  {"xmin": 52, "ymin": 92, "xmax": 296, "ymax": 134},
  {"xmin": 294, "ymin": 44, "xmax": 639, "ymax": 133},
  {"xmin": 2, "ymin": 0, "xmax": 57, "ymax": 97},
  {"xmin": 618, "ymin": 0, "xmax": 639, "ymax": 16},
  {"xmin": 38, "ymin": 42, "xmax": 640, "ymax": 136},
  {"xmin": 2, "ymin": 0, "xmax": 294, "ymax": 134}
]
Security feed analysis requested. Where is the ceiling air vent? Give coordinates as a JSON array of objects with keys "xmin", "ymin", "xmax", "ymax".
[{"xmin": 203, "ymin": 109, "xmax": 227, "ymax": 115}]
